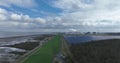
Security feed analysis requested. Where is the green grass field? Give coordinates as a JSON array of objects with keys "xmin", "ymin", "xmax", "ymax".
[{"xmin": 23, "ymin": 35, "xmax": 61, "ymax": 63}]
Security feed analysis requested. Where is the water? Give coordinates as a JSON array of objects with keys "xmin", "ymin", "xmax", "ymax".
[
  {"xmin": 64, "ymin": 35, "xmax": 120, "ymax": 44},
  {"xmin": 0, "ymin": 35, "xmax": 39, "ymax": 63}
]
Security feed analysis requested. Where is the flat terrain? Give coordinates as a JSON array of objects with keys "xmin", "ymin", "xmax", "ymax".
[
  {"xmin": 23, "ymin": 35, "xmax": 61, "ymax": 63},
  {"xmin": 7, "ymin": 42, "xmax": 39, "ymax": 50},
  {"xmin": 70, "ymin": 39, "xmax": 120, "ymax": 63}
]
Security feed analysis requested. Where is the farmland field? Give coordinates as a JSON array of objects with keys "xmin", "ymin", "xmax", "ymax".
[{"xmin": 23, "ymin": 35, "xmax": 61, "ymax": 63}]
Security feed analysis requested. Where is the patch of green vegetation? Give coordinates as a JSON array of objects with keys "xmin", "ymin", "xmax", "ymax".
[
  {"xmin": 62, "ymin": 38, "xmax": 74, "ymax": 63},
  {"xmin": 23, "ymin": 35, "xmax": 61, "ymax": 63},
  {"xmin": 10, "ymin": 51, "xmax": 26, "ymax": 55},
  {"xmin": 6, "ymin": 42, "xmax": 39, "ymax": 50},
  {"xmin": 70, "ymin": 39, "xmax": 120, "ymax": 63}
]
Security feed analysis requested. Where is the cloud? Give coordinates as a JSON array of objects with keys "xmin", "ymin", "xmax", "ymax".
[
  {"xmin": 0, "ymin": 8, "xmax": 8, "ymax": 14},
  {"xmin": 1, "ymin": 0, "xmax": 120, "ymax": 32},
  {"xmin": 53, "ymin": 0, "xmax": 120, "ymax": 11},
  {"xmin": 51, "ymin": 0, "xmax": 120, "ymax": 32},
  {"xmin": 0, "ymin": 14, "xmax": 7, "ymax": 20},
  {"xmin": 11, "ymin": 14, "xmax": 22, "ymax": 21},
  {"xmin": 35, "ymin": 18, "xmax": 46, "ymax": 24},
  {"xmin": 0, "ymin": 8, "xmax": 47, "ymax": 31},
  {"xmin": 53, "ymin": 0, "xmax": 94, "ymax": 12},
  {"xmin": 0, "ymin": 0, "xmax": 36, "ymax": 8}
]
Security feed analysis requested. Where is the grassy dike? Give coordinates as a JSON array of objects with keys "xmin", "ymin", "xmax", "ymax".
[
  {"xmin": 61, "ymin": 37, "xmax": 78, "ymax": 63},
  {"xmin": 23, "ymin": 35, "xmax": 61, "ymax": 63}
]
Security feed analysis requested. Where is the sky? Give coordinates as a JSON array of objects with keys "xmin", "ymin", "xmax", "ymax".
[{"xmin": 0, "ymin": 0, "xmax": 120, "ymax": 32}]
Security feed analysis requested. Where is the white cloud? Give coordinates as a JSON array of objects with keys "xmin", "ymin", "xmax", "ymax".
[
  {"xmin": 10, "ymin": 14, "xmax": 33, "ymax": 21},
  {"xmin": 23, "ymin": 15, "xmax": 31, "ymax": 21},
  {"xmin": 53, "ymin": 0, "xmax": 120, "ymax": 11},
  {"xmin": 35, "ymin": 18, "xmax": 46, "ymax": 24},
  {"xmin": 0, "ymin": 0, "xmax": 36, "ymax": 8},
  {"xmin": 11, "ymin": 14, "xmax": 22, "ymax": 21},
  {"xmin": 0, "ymin": 8, "xmax": 8, "ymax": 14},
  {"xmin": 52, "ymin": 0, "xmax": 120, "ymax": 32},
  {"xmin": 0, "ymin": 8, "xmax": 47, "ymax": 31},
  {"xmin": 1, "ymin": 0, "xmax": 120, "ymax": 32},
  {"xmin": 0, "ymin": 14, "xmax": 7, "ymax": 20},
  {"xmin": 53, "ymin": 0, "xmax": 94, "ymax": 12}
]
